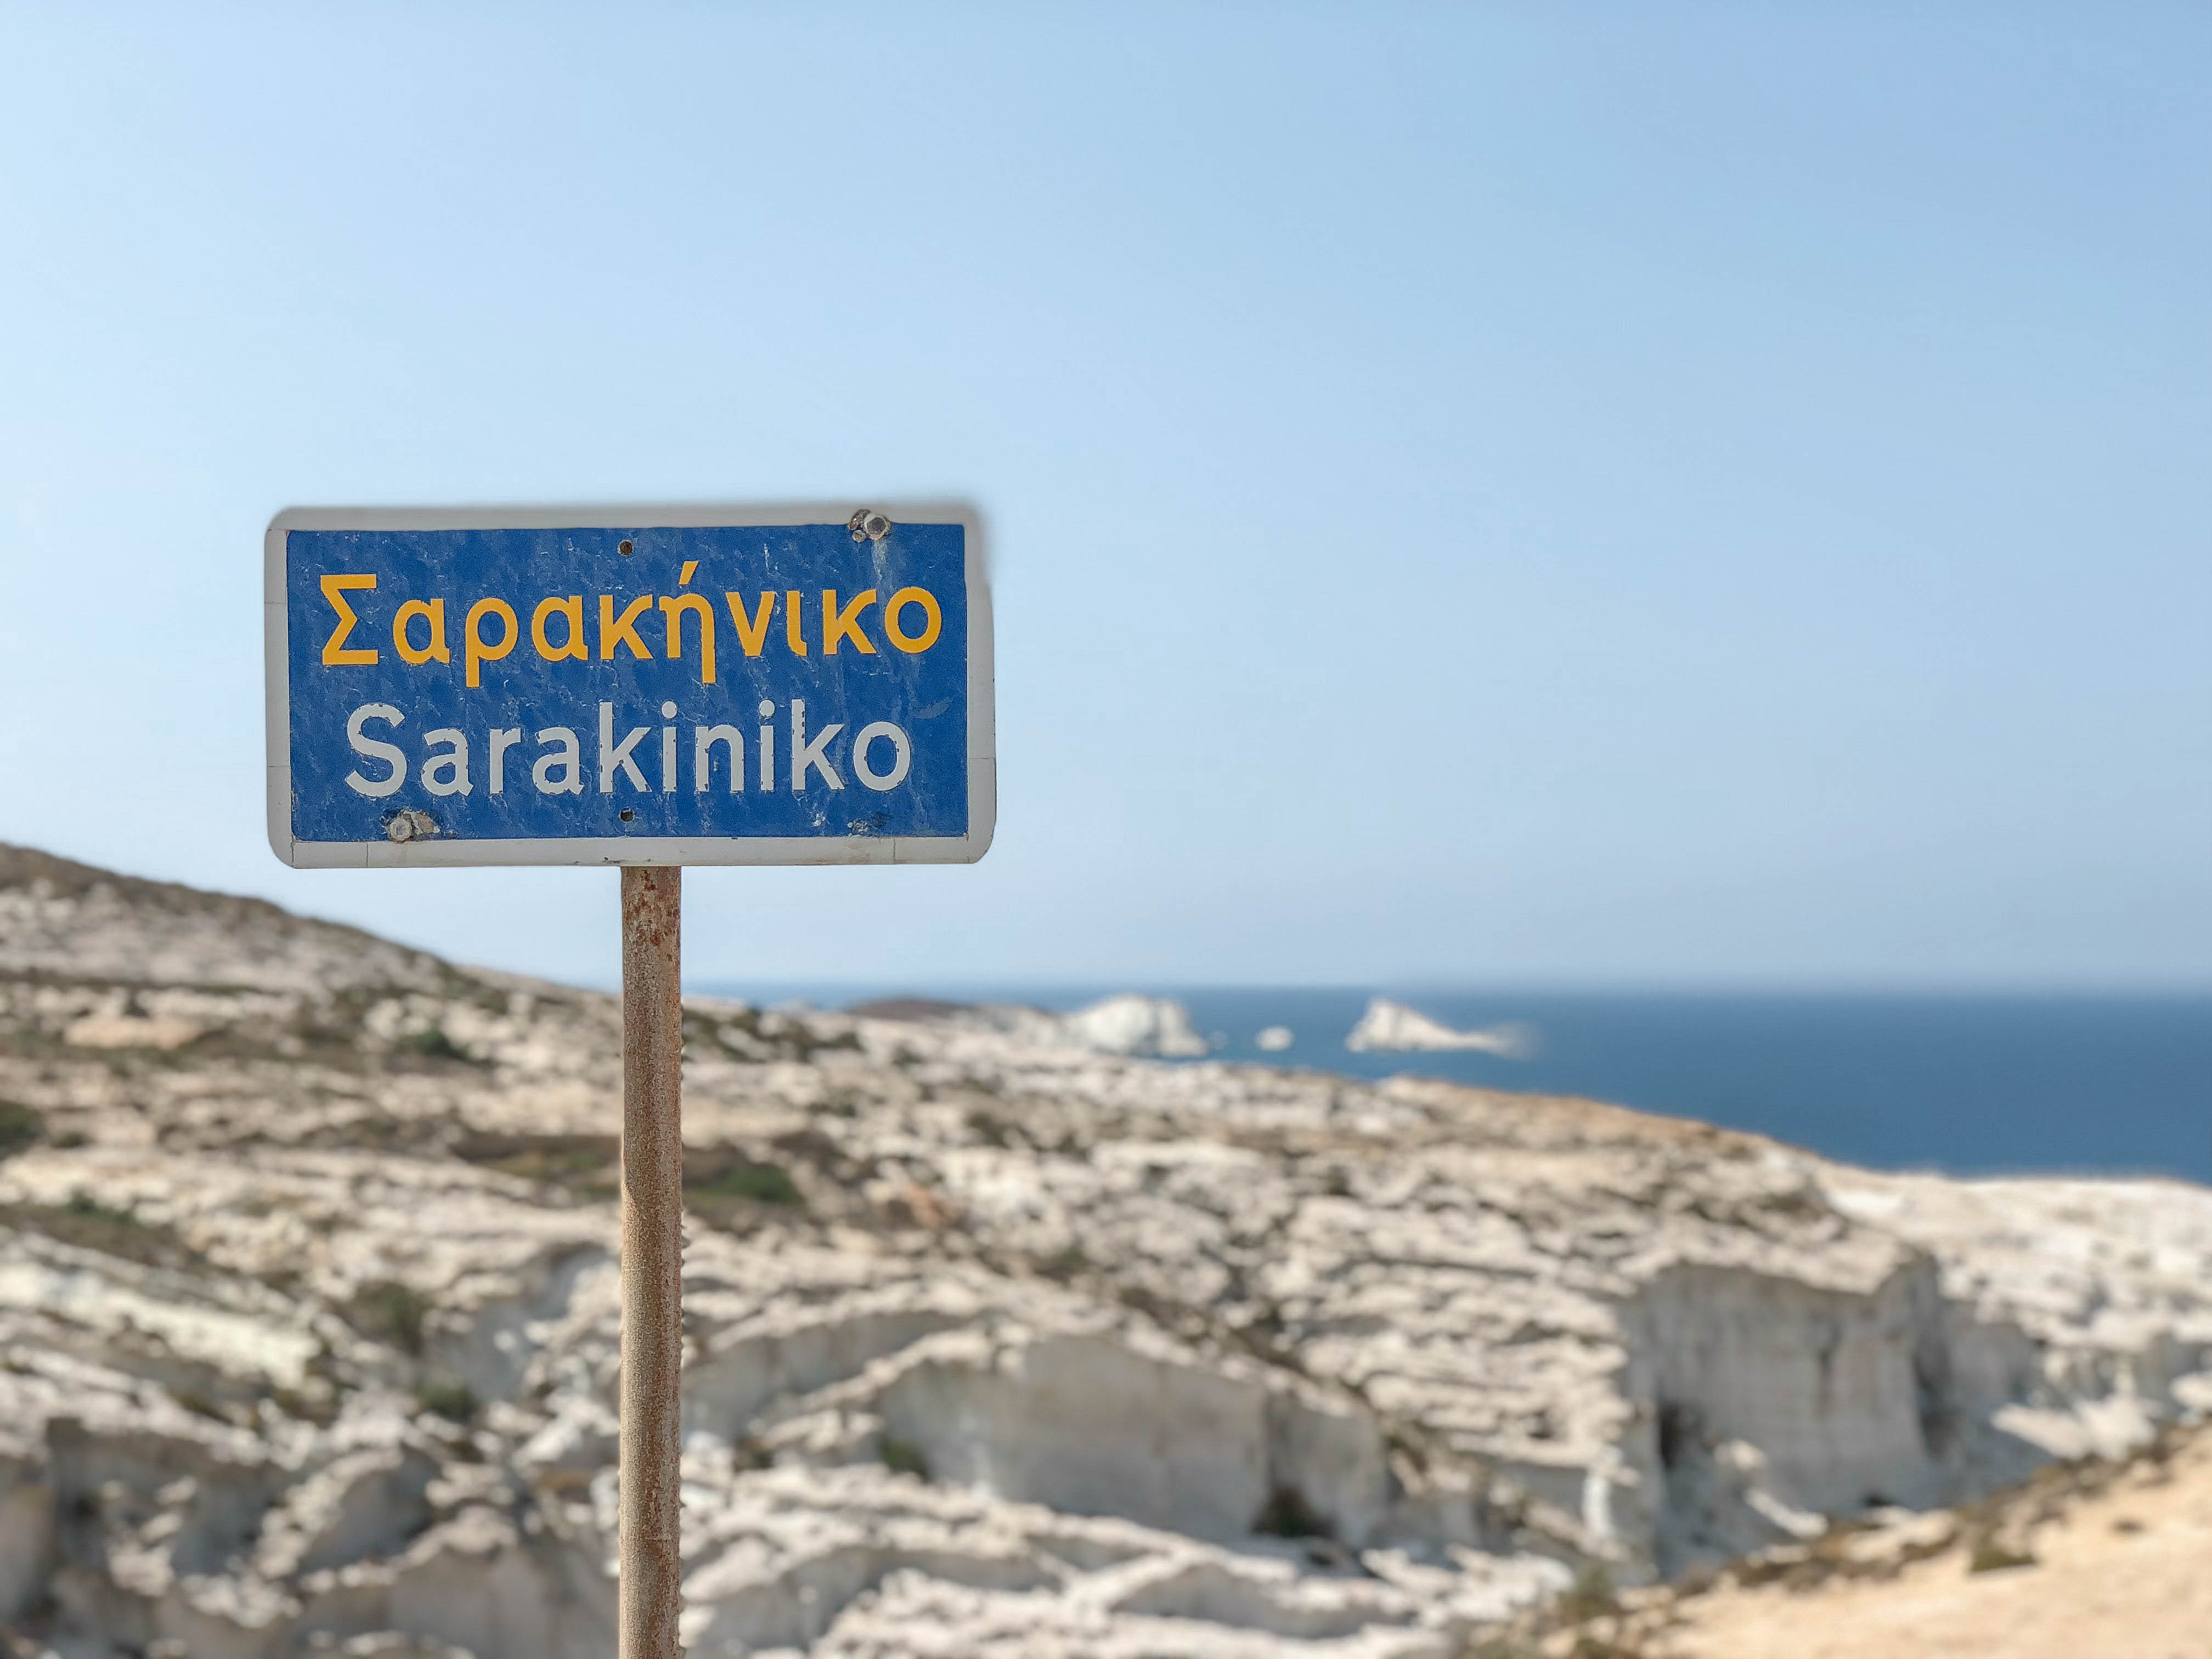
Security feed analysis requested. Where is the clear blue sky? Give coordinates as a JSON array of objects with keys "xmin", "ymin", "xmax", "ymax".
[{"xmin": 2, "ymin": 5, "xmax": 2205, "ymax": 989}]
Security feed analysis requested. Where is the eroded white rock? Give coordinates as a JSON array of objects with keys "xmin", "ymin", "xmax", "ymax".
[
  {"xmin": 1, "ymin": 842, "xmax": 2208, "ymax": 1656},
  {"xmin": 1344, "ymin": 998, "xmax": 1534, "ymax": 1057}
]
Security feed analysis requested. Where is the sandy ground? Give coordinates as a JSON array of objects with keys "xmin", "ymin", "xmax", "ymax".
[{"xmin": 1640, "ymin": 1423, "xmax": 2212, "ymax": 1659}]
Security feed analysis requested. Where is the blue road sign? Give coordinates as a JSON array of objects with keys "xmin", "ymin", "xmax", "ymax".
[{"xmin": 264, "ymin": 504, "xmax": 994, "ymax": 867}]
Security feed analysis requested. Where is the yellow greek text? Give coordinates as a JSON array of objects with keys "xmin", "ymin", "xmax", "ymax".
[
  {"xmin": 393, "ymin": 599, "xmax": 450, "ymax": 665},
  {"xmin": 727, "ymin": 591, "xmax": 774, "ymax": 657},
  {"xmin": 532, "ymin": 596, "xmax": 588, "ymax": 661},
  {"xmin": 822, "ymin": 589, "xmax": 878, "ymax": 655},
  {"xmin": 319, "ymin": 574, "xmax": 379, "ymax": 666},
  {"xmin": 783, "ymin": 589, "xmax": 808, "ymax": 656},
  {"xmin": 659, "ymin": 593, "xmax": 716, "ymax": 684},
  {"xmin": 464, "ymin": 597, "xmax": 518, "ymax": 688},
  {"xmin": 883, "ymin": 586, "xmax": 941, "ymax": 653},
  {"xmin": 599, "ymin": 594, "xmax": 653, "ymax": 661}
]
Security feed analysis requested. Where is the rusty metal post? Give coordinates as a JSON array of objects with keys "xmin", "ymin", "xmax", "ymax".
[{"xmin": 619, "ymin": 865, "xmax": 683, "ymax": 1659}]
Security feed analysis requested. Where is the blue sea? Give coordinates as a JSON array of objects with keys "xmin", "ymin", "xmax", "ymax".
[{"xmin": 691, "ymin": 983, "xmax": 2212, "ymax": 1187}]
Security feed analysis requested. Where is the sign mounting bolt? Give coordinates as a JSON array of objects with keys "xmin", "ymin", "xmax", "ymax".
[{"xmin": 849, "ymin": 509, "xmax": 891, "ymax": 543}]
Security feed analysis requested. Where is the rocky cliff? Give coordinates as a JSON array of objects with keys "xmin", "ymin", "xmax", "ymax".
[{"xmin": 1, "ymin": 843, "xmax": 2207, "ymax": 1657}]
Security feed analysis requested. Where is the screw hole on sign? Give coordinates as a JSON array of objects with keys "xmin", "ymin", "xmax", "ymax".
[
  {"xmin": 619, "ymin": 539, "xmax": 634, "ymax": 556},
  {"xmin": 383, "ymin": 809, "xmax": 438, "ymax": 844},
  {"xmin": 619, "ymin": 809, "xmax": 635, "ymax": 822}
]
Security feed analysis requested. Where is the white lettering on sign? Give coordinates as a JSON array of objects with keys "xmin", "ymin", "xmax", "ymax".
[
  {"xmin": 345, "ymin": 704, "xmax": 407, "ymax": 798},
  {"xmin": 488, "ymin": 728, "xmax": 522, "ymax": 793},
  {"xmin": 790, "ymin": 700, "xmax": 844, "ymax": 792},
  {"xmin": 851, "ymin": 721, "xmax": 912, "ymax": 792},
  {"xmin": 533, "ymin": 727, "xmax": 584, "ymax": 795},
  {"xmin": 341, "ymin": 703, "xmax": 913, "ymax": 804},
  {"xmin": 599, "ymin": 703, "xmax": 651, "ymax": 794},
  {"xmin": 695, "ymin": 725, "xmax": 743, "ymax": 793},
  {"xmin": 421, "ymin": 729, "xmax": 471, "ymax": 797}
]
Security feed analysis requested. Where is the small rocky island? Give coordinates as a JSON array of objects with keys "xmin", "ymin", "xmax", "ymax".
[
  {"xmin": 1342, "ymin": 998, "xmax": 1533, "ymax": 1057},
  {"xmin": 1, "ymin": 843, "xmax": 2207, "ymax": 1657}
]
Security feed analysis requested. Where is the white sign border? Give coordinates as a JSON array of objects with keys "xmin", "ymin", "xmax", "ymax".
[{"xmin": 264, "ymin": 501, "xmax": 995, "ymax": 868}]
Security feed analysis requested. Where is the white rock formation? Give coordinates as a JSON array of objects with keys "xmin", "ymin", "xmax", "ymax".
[
  {"xmin": 1056, "ymin": 994, "xmax": 1211, "ymax": 1058},
  {"xmin": 1344, "ymin": 998, "xmax": 1535, "ymax": 1057},
  {"xmin": 0, "ymin": 841, "xmax": 2207, "ymax": 1657},
  {"xmin": 870, "ymin": 994, "xmax": 1212, "ymax": 1059},
  {"xmin": 1256, "ymin": 1027, "xmax": 1295, "ymax": 1053}
]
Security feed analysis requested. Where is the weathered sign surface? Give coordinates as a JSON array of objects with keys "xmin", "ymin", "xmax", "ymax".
[{"xmin": 264, "ymin": 503, "xmax": 992, "ymax": 866}]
